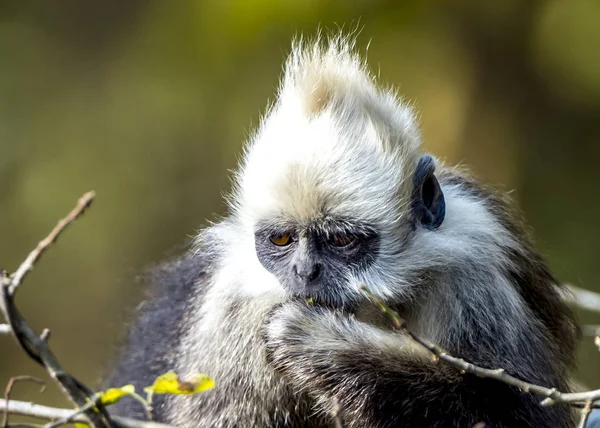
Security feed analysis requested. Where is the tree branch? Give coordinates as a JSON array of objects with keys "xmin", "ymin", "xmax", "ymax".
[
  {"xmin": 578, "ymin": 400, "xmax": 593, "ymax": 428},
  {"xmin": 42, "ymin": 394, "xmax": 103, "ymax": 428},
  {"xmin": 0, "ymin": 399, "xmax": 173, "ymax": 428},
  {"xmin": 564, "ymin": 285, "xmax": 600, "ymax": 314},
  {"xmin": 330, "ymin": 398, "xmax": 343, "ymax": 428},
  {"xmin": 359, "ymin": 285, "xmax": 600, "ymax": 413},
  {"xmin": 581, "ymin": 325, "xmax": 600, "ymax": 337},
  {"xmin": 0, "ymin": 192, "xmax": 112, "ymax": 428},
  {"xmin": 3, "ymin": 376, "xmax": 46, "ymax": 428},
  {"xmin": 6, "ymin": 192, "xmax": 95, "ymax": 295}
]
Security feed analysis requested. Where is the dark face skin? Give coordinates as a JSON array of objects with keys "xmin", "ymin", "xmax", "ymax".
[
  {"xmin": 255, "ymin": 154, "xmax": 445, "ymax": 310},
  {"xmin": 255, "ymin": 219, "xmax": 379, "ymax": 310}
]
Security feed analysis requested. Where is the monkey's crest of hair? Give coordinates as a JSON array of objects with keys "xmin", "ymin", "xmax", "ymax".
[{"xmin": 230, "ymin": 36, "xmax": 422, "ymax": 231}]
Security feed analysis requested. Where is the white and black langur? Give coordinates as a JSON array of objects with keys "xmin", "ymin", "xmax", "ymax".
[{"xmin": 106, "ymin": 36, "xmax": 578, "ymax": 427}]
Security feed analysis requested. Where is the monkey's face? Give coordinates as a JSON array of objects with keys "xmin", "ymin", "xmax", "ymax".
[
  {"xmin": 254, "ymin": 219, "xmax": 380, "ymax": 310},
  {"xmin": 250, "ymin": 154, "xmax": 447, "ymax": 309}
]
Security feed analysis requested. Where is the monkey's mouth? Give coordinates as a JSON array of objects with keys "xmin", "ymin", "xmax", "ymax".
[{"xmin": 291, "ymin": 290, "xmax": 358, "ymax": 313}]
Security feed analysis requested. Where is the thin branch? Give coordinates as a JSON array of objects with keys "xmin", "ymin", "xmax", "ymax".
[
  {"xmin": 3, "ymin": 376, "xmax": 46, "ymax": 428},
  {"xmin": 43, "ymin": 394, "xmax": 101, "ymax": 428},
  {"xmin": 6, "ymin": 424, "xmax": 44, "ymax": 428},
  {"xmin": 0, "ymin": 399, "xmax": 173, "ymax": 428},
  {"xmin": 582, "ymin": 325, "xmax": 600, "ymax": 337},
  {"xmin": 331, "ymin": 398, "xmax": 343, "ymax": 428},
  {"xmin": 578, "ymin": 400, "xmax": 593, "ymax": 428},
  {"xmin": 564, "ymin": 285, "xmax": 600, "ymax": 314},
  {"xmin": 0, "ymin": 192, "xmax": 208, "ymax": 428},
  {"xmin": 359, "ymin": 285, "xmax": 600, "ymax": 408},
  {"xmin": 0, "ymin": 192, "xmax": 112, "ymax": 428},
  {"xmin": 6, "ymin": 191, "xmax": 95, "ymax": 295},
  {"xmin": 39, "ymin": 329, "xmax": 50, "ymax": 343}
]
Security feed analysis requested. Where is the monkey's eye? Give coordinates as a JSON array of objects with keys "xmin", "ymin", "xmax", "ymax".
[
  {"xmin": 269, "ymin": 233, "xmax": 293, "ymax": 246},
  {"xmin": 328, "ymin": 234, "xmax": 355, "ymax": 248}
]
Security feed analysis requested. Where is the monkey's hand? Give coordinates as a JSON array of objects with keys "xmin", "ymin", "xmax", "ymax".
[
  {"xmin": 264, "ymin": 301, "xmax": 352, "ymax": 370},
  {"xmin": 263, "ymin": 300, "xmax": 433, "ymax": 425},
  {"xmin": 264, "ymin": 300, "xmax": 424, "ymax": 372}
]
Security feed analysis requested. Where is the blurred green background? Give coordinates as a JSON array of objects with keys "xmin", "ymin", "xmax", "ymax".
[{"xmin": 1, "ymin": 0, "xmax": 600, "ymax": 415}]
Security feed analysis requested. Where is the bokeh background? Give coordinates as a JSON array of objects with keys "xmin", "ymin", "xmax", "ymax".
[{"xmin": 1, "ymin": 0, "xmax": 599, "ymax": 416}]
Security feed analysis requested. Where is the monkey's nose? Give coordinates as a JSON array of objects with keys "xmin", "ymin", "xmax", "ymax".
[{"xmin": 292, "ymin": 262, "xmax": 322, "ymax": 282}]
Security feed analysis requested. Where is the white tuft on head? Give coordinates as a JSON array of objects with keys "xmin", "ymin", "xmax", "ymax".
[
  {"xmin": 194, "ymin": 34, "xmax": 528, "ymax": 314},
  {"xmin": 231, "ymin": 35, "xmax": 422, "ymax": 232}
]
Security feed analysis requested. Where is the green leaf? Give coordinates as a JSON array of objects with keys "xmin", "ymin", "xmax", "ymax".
[
  {"xmin": 144, "ymin": 371, "xmax": 214, "ymax": 396},
  {"xmin": 100, "ymin": 384, "xmax": 136, "ymax": 405}
]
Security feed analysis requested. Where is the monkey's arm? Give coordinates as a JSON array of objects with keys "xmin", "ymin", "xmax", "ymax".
[{"xmin": 264, "ymin": 302, "xmax": 572, "ymax": 428}]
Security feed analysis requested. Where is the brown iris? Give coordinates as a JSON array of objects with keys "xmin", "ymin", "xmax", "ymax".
[{"xmin": 270, "ymin": 233, "xmax": 292, "ymax": 246}]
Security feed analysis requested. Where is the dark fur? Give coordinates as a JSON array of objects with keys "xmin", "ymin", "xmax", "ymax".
[
  {"xmin": 105, "ymin": 255, "xmax": 210, "ymax": 420},
  {"xmin": 438, "ymin": 168, "xmax": 578, "ymax": 372}
]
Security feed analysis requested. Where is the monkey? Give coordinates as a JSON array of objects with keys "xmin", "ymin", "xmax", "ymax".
[{"xmin": 106, "ymin": 35, "xmax": 578, "ymax": 427}]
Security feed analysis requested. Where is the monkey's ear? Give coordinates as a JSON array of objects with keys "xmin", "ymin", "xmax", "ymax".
[{"xmin": 411, "ymin": 155, "xmax": 445, "ymax": 230}]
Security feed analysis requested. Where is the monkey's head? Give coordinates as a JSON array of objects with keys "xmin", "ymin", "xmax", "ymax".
[{"xmin": 229, "ymin": 38, "xmax": 446, "ymax": 310}]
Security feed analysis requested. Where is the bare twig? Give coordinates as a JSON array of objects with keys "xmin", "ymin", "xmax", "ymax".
[
  {"xmin": 359, "ymin": 285, "xmax": 600, "ymax": 409},
  {"xmin": 0, "ymin": 192, "xmax": 113, "ymax": 428},
  {"xmin": 7, "ymin": 423, "xmax": 45, "ymax": 428},
  {"xmin": 564, "ymin": 285, "xmax": 600, "ymax": 314},
  {"xmin": 39, "ymin": 329, "xmax": 51, "ymax": 343},
  {"xmin": 582, "ymin": 325, "xmax": 600, "ymax": 337},
  {"xmin": 42, "ymin": 393, "xmax": 102, "ymax": 428},
  {"xmin": 8, "ymin": 422, "xmax": 43, "ymax": 428},
  {"xmin": 6, "ymin": 191, "xmax": 95, "ymax": 295},
  {"xmin": 3, "ymin": 376, "xmax": 46, "ymax": 428},
  {"xmin": 578, "ymin": 400, "xmax": 594, "ymax": 428},
  {"xmin": 0, "ymin": 192, "xmax": 215, "ymax": 428},
  {"xmin": 0, "ymin": 399, "xmax": 173, "ymax": 428},
  {"xmin": 331, "ymin": 398, "xmax": 343, "ymax": 428}
]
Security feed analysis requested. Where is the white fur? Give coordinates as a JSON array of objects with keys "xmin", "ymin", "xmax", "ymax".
[
  {"xmin": 191, "ymin": 35, "xmax": 535, "ymax": 340},
  {"xmin": 231, "ymin": 36, "xmax": 420, "ymax": 230},
  {"xmin": 190, "ymin": 35, "xmax": 530, "ymax": 322}
]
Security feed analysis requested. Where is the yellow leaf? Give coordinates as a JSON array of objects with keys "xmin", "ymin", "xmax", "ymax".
[
  {"xmin": 100, "ymin": 384, "xmax": 136, "ymax": 405},
  {"xmin": 143, "ymin": 371, "xmax": 214, "ymax": 396}
]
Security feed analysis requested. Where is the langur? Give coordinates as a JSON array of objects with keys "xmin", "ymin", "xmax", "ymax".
[{"xmin": 107, "ymin": 36, "xmax": 577, "ymax": 427}]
